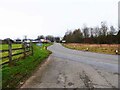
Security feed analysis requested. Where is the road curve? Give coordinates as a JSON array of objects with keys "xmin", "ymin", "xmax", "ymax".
[
  {"xmin": 48, "ymin": 43, "xmax": 119, "ymax": 73},
  {"xmin": 21, "ymin": 43, "xmax": 119, "ymax": 88}
]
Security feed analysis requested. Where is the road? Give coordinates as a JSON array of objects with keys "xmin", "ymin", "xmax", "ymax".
[{"xmin": 21, "ymin": 43, "xmax": 119, "ymax": 88}]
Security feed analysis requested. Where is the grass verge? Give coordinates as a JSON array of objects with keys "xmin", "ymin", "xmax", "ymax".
[
  {"xmin": 62, "ymin": 43, "xmax": 120, "ymax": 55},
  {"xmin": 1, "ymin": 43, "xmax": 52, "ymax": 88}
]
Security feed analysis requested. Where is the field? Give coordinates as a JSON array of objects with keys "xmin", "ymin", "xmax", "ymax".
[
  {"xmin": 63, "ymin": 43, "xmax": 120, "ymax": 55},
  {"xmin": 0, "ymin": 44, "xmax": 24, "ymax": 64},
  {"xmin": 1, "ymin": 43, "xmax": 52, "ymax": 88}
]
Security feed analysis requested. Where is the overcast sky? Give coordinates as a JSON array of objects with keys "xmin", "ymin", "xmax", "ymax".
[{"xmin": 0, "ymin": 0, "xmax": 119, "ymax": 39}]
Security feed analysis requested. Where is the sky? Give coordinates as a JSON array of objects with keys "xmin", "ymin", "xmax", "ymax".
[{"xmin": 0, "ymin": 0, "xmax": 119, "ymax": 39}]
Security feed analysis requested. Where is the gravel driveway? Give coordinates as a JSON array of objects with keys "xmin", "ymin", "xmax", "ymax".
[{"xmin": 21, "ymin": 43, "xmax": 119, "ymax": 88}]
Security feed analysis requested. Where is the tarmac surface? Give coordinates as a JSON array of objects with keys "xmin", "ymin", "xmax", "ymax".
[{"xmin": 21, "ymin": 43, "xmax": 119, "ymax": 88}]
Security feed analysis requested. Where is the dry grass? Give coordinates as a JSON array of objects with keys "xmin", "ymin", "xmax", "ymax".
[{"xmin": 63, "ymin": 43, "xmax": 120, "ymax": 55}]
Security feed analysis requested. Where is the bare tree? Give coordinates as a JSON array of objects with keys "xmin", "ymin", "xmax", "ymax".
[
  {"xmin": 101, "ymin": 21, "xmax": 108, "ymax": 36},
  {"xmin": 90, "ymin": 28, "xmax": 94, "ymax": 37},
  {"xmin": 93, "ymin": 26, "xmax": 100, "ymax": 37},
  {"xmin": 109, "ymin": 25, "xmax": 116, "ymax": 35},
  {"xmin": 83, "ymin": 26, "xmax": 89, "ymax": 38}
]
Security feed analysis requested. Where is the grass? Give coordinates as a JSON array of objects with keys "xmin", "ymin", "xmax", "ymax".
[
  {"xmin": 0, "ymin": 44, "xmax": 23, "ymax": 65},
  {"xmin": 1, "ymin": 43, "xmax": 52, "ymax": 88},
  {"xmin": 0, "ymin": 44, "xmax": 22, "ymax": 50},
  {"xmin": 62, "ymin": 43, "xmax": 120, "ymax": 55}
]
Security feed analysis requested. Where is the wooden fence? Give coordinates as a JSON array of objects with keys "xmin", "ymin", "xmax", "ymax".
[{"xmin": 0, "ymin": 39, "xmax": 33, "ymax": 65}]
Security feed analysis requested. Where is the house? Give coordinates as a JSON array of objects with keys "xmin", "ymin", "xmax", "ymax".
[
  {"xmin": 3, "ymin": 38, "xmax": 14, "ymax": 43},
  {"xmin": 14, "ymin": 38, "xmax": 22, "ymax": 43}
]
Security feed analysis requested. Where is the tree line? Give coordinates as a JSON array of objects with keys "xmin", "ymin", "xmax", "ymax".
[
  {"xmin": 36, "ymin": 35, "xmax": 60, "ymax": 43},
  {"xmin": 63, "ymin": 22, "xmax": 120, "ymax": 44}
]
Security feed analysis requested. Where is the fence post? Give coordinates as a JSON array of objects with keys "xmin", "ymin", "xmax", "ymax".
[
  {"xmin": 8, "ymin": 39, "xmax": 12, "ymax": 65},
  {"xmin": 30, "ymin": 42, "xmax": 33, "ymax": 55},
  {"xmin": 22, "ymin": 41, "xmax": 26, "ymax": 58}
]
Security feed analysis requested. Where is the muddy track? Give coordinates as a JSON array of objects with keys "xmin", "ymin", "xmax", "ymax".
[{"xmin": 79, "ymin": 71, "xmax": 94, "ymax": 89}]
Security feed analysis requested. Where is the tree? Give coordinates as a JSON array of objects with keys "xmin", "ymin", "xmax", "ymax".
[
  {"xmin": 55, "ymin": 37, "xmax": 60, "ymax": 43},
  {"xmin": 101, "ymin": 21, "xmax": 108, "ymax": 36},
  {"xmin": 109, "ymin": 25, "xmax": 116, "ymax": 35},
  {"xmin": 62, "ymin": 21, "xmax": 119, "ymax": 44},
  {"xmin": 37, "ymin": 35, "xmax": 44, "ymax": 40},
  {"xmin": 46, "ymin": 35, "xmax": 54, "ymax": 42},
  {"xmin": 63, "ymin": 30, "xmax": 73, "ymax": 43},
  {"xmin": 93, "ymin": 26, "xmax": 100, "ymax": 37},
  {"xmin": 83, "ymin": 26, "xmax": 89, "ymax": 38},
  {"xmin": 90, "ymin": 28, "xmax": 94, "ymax": 38},
  {"xmin": 72, "ymin": 29, "xmax": 83, "ymax": 43}
]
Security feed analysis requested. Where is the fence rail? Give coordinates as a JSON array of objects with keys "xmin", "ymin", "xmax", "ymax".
[{"xmin": 0, "ymin": 39, "xmax": 33, "ymax": 65}]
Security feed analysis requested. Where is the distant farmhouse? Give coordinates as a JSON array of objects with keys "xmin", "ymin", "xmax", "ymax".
[
  {"xmin": 0, "ymin": 37, "xmax": 51, "ymax": 44},
  {"xmin": 14, "ymin": 38, "xmax": 22, "ymax": 43},
  {"xmin": 1, "ymin": 38, "xmax": 14, "ymax": 44}
]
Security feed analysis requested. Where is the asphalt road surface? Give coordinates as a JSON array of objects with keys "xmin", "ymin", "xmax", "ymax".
[{"xmin": 22, "ymin": 43, "xmax": 119, "ymax": 88}]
